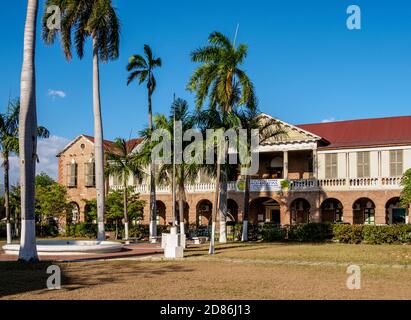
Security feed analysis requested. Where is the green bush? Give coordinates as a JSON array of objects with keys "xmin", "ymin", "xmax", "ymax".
[
  {"xmin": 127, "ymin": 224, "xmax": 170, "ymax": 240},
  {"xmin": 36, "ymin": 223, "xmax": 59, "ymax": 238},
  {"xmin": 260, "ymin": 223, "xmax": 286, "ymax": 242},
  {"xmin": 332, "ymin": 224, "xmax": 363, "ymax": 244},
  {"xmin": 287, "ymin": 223, "xmax": 333, "ymax": 242},
  {"xmin": 362, "ymin": 225, "xmax": 411, "ymax": 244},
  {"xmin": 65, "ymin": 222, "xmax": 97, "ymax": 238}
]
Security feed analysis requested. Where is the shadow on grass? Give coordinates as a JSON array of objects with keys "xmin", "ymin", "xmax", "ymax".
[
  {"xmin": 0, "ymin": 260, "xmax": 194, "ymax": 299},
  {"xmin": 0, "ymin": 261, "xmax": 58, "ymax": 298}
]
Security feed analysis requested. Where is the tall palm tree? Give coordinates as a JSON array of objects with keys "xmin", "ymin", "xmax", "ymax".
[
  {"xmin": 155, "ymin": 99, "xmax": 200, "ymax": 241},
  {"xmin": 105, "ymin": 138, "xmax": 144, "ymax": 240},
  {"xmin": 195, "ymin": 107, "xmax": 243, "ymax": 254},
  {"xmin": 18, "ymin": 0, "xmax": 39, "ymax": 262},
  {"xmin": 188, "ymin": 31, "xmax": 256, "ymax": 248},
  {"xmin": 127, "ymin": 45, "xmax": 162, "ymax": 241},
  {"xmin": 233, "ymin": 108, "xmax": 285, "ymax": 241},
  {"xmin": 0, "ymin": 99, "xmax": 50, "ymax": 244},
  {"xmin": 42, "ymin": 0, "xmax": 120, "ymax": 241}
]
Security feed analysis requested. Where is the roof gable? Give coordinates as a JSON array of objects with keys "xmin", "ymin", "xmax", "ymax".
[{"xmin": 257, "ymin": 113, "xmax": 323, "ymax": 145}]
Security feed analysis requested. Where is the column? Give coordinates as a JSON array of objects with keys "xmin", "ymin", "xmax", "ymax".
[
  {"xmin": 283, "ymin": 151, "xmax": 289, "ymax": 179},
  {"xmin": 312, "ymin": 149, "xmax": 318, "ymax": 179}
]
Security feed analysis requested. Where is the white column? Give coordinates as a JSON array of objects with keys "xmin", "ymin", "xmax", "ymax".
[
  {"xmin": 283, "ymin": 151, "xmax": 289, "ymax": 179},
  {"xmin": 312, "ymin": 149, "xmax": 318, "ymax": 179}
]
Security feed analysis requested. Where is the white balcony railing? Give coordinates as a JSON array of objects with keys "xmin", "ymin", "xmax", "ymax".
[{"xmin": 110, "ymin": 177, "xmax": 403, "ymax": 194}]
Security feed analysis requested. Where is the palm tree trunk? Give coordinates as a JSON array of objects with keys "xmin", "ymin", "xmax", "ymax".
[
  {"xmin": 241, "ymin": 175, "xmax": 250, "ymax": 241},
  {"xmin": 148, "ymin": 90, "xmax": 157, "ymax": 241},
  {"xmin": 123, "ymin": 180, "xmax": 129, "ymax": 240},
  {"xmin": 4, "ymin": 153, "xmax": 11, "ymax": 244},
  {"xmin": 178, "ymin": 180, "xmax": 186, "ymax": 248},
  {"xmin": 92, "ymin": 36, "xmax": 106, "ymax": 241},
  {"xmin": 209, "ymin": 162, "xmax": 221, "ymax": 255},
  {"xmin": 218, "ymin": 170, "xmax": 228, "ymax": 243},
  {"xmin": 18, "ymin": 0, "xmax": 39, "ymax": 262}
]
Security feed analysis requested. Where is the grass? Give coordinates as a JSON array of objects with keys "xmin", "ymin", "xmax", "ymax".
[{"xmin": 1, "ymin": 242, "xmax": 411, "ymax": 300}]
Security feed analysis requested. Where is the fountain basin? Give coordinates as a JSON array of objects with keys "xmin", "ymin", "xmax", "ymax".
[{"xmin": 2, "ymin": 240, "xmax": 124, "ymax": 256}]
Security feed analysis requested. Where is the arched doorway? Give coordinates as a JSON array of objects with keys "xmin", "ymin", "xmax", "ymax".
[
  {"xmin": 196, "ymin": 200, "xmax": 212, "ymax": 226},
  {"xmin": 290, "ymin": 198, "xmax": 310, "ymax": 225},
  {"xmin": 227, "ymin": 199, "xmax": 239, "ymax": 222},
  {"xmin": 84, "ymin": 203, "xmax": 94, "ymax": 223},
  {"xmin": 353, "ymin": 198, "xmax": 375, "ymax": 225},
  {"xmin": 321, "ymin": 198, "xmax": 344, "ymax": 223},
  {"xmin": 386, "ymin": 197, "xmax": 408, "ymax": 224},
  {"xmin": 249, "ymin": 197, "xmax": 281, "ymax": 224},
  {"xmin": 175, "ymin": 201, "xmax": 190, "ymax": 224},
  {"xmin": 67, "ymin": 202, "xmax": 80, "ymax": 224},
  {"xmin": 156, "ymin": 201, "xmax": 166, "ymax": 226}
]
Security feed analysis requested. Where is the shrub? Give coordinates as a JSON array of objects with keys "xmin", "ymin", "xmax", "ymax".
[
  {"xmin": 36, "ymin": 223, "xmax": 59, "ymax": 238},
  {"xmin": 260, "ymin": 223, "xmax": 286, "ymax": 242},
  {"xmin": 332, "ymin": 224, "xmax": 363, "ymax": 244},
  {"xmin": 287, "ymin": 223, "xmax": 333, "ymax": 242},
  {"xmin": 362, "ymin": 225, "xmax": 411, "ymax": 244},
  {"xmin": 65, "ymin": 222, "xmax": 97, "ymax": 238}
]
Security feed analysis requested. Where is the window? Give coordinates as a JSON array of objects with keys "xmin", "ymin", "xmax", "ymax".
[
  {"xmin": 66, "ymin": 163, "xmax": 77, "ymax": 187},
  {"xmin": 133, "ymin": 175, "xmax": 145, "ymax": 186},
  {"xmin": 84, "ymin": 162, "xmax": 95, "ymax": 187},
  {"xmin": 390, "ymin": 150, "xmax": 403, "ymax": 177},
  {"xmin": 357, "ymin": 152, "xmax": 370, "ymax": 178},
  {"xmin": 325, "ymin": 154, "xmax": 338, "ymax": 178}
]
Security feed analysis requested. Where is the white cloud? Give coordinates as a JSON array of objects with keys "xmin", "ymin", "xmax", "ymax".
[
  {"xmin": 5, "ymin": 135, "xmax": 71, "ymax": 186},
  {"xmin": 322, "ymin": 117, "xmax": 336, "ymax": 123},
  {"xmin": 48, "ymin": 89, "xmax": 66, "ymax": 99}
]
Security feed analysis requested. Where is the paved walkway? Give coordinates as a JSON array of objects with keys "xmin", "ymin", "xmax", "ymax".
[{"xmin": 0, "ymin": 243, "xmax": 163, "ymax": 262}]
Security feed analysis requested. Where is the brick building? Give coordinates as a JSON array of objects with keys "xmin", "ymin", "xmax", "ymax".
[{"xmin": 57, "ymin": 115, "xmax": 411, "ymax": 227}]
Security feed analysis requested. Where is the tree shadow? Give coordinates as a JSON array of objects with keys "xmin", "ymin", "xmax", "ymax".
[{"xmin": 0, "ymin": 260, "xmax": 193, "ymax": 298}]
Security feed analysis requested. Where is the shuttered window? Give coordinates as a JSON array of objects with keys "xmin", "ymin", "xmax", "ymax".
[
  {"xmin": 390, "ymin": 150, "xmax": 403, "ymax": 177},
  {"xmin": 325, "ymin": 154, "xmax": 338, "ymax": 178},
  {"xmin": 357, "ymin": 152, "xmax": 370, "ymax": 178},
  {"xmin": 67, "ymin": 163, "xmax": 78, "ymax": 187},
  {"xmin": 84, "ymin": 162, "xmax": 95, "ymax": 187}
]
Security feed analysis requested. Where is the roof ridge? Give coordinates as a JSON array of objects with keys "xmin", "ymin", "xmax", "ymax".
[{"xmin": 297, "ymin": 115, "xmax": 411, "ymax": 127}]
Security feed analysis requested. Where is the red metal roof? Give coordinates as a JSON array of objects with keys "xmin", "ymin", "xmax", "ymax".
[
  {"xmin": 296, "ymin": 116, "xmax": 411, "ymax": 149},
  {"xmin": 82, "ymin": 135, "xmax": 144, "ymax": 153}
]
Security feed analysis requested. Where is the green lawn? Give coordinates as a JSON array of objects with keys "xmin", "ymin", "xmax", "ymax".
[{"xmin": 1, "ymin": 242, "xmax": 411, "ymax": 300}]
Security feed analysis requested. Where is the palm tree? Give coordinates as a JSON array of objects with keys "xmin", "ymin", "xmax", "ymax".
[
  {"xmin": 195, "ymin": 107, "xmax": 243, "ymax": 253},
  {"xmin": 127, "ymin": 45, "xmax": 162, "ymax": 241},
  {"xmin": 42, "ymin": 0, "xmax": 120, "ymax": 241},
  {"xmin": 233, "ymin": 108, "xmax": 285, "ymax": 241},
  {"xmin": 18, "ymin": 0, "xmax": 39, "ymax": 262},
  {"xmin": 0, "ymin": 99, "xmax": 50, "ymax": 244},
  {"xmin": 105, "ymin": 138, "xmax": 144, "ymax": 240},
  {"xmin": 155, "ymin": 99, "xmax": 200, "ymax": 241},
  {"xmin": 188, "ymin": 31, "xmax": 256, "ymax": 247}
]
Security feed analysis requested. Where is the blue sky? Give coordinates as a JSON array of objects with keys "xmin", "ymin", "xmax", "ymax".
[{"xmin": 1, "ymin": 0, "xmax": 411, "ymax": 180}]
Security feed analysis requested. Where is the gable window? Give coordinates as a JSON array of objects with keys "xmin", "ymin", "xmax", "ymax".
[
  {"xmin": 67, "ymin": 163, "xmax": 78, "ymax": 188},
  {"xmin": 84, "ymin": 162, "xmax": 95, "ymax": 187},
  {"xmin": 357, "ymin": 152, "xmax": 370, "ymax": 178},
  {"xmin": 390, "ymin": 150, "xmax": 403, "ymax": 177},
  {"xmin": 325, "ymin": 154, "xmax": 338, "ymax": 179}
]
